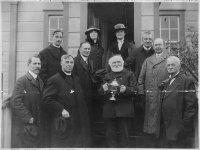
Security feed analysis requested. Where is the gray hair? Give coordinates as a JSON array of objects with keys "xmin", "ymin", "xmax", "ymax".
[
  {"xmin": 167, "ymin": 56, "xmax": 181, "ymax": 66},
  {"xmin": 108, "ymin": 55, "xmax": 124, "ymax": 66},
  {"xmin": 61, "ymin": 54, "xmax": 74, "ymax": 63}
]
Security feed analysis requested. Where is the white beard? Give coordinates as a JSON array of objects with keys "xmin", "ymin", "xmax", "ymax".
[{"xmin": 111, "ymin": 66, "xmax": 123, "ymax": 72}]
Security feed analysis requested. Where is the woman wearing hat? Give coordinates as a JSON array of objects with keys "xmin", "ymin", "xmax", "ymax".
[
  {"xmin": 85, "ymin": 25, "xmax": 105, "ymax": 73},
  {"xmin": 106, "ymin": 23, "xmax": 133, "ymax": 72}
]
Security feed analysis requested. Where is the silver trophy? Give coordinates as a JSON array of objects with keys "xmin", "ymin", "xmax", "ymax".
[{"xmin": 108, "ymin": 78, "xmax": 119, "ymax": 101}]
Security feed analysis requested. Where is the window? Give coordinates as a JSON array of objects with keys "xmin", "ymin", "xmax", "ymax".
[
  {"xmin": 48, "ymin": 15, "xmax": 63, "ymax": 42},
  {"xmin": 159, "ymin": 15, "xmax": 180, "ymax": 42}
]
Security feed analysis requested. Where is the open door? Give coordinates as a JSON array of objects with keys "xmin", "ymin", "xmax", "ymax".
[{"xmin": 88, "ymin": 2, "xmax": 134, "ymax": 51}]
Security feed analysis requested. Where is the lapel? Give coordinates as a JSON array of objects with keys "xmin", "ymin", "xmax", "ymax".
[
  {"xmin": 78, "ymin": 54, "xmax": 89, "ymax": 72},
  {"xmin": 163, "ymin": 73, "xmax": 182, "ymax": 99},
  {"xmin": 48, "ymin": 44, "xmax": 65, "ymax": 62},
  {"xmin": 59, "ymin": 71, "xmax": 74, "ymax": 88},
  {"xmin": 26, "ymin": 72, "xmax": 40, "ymax": 90},
  {"xmin": 149, "ymin": 51, "xmax": 168, "ymax": 66},
  {"xmin": 38, "ymin": 77, "xmax": 44, "ymax": 91},
  {"xmin": 120, "ymin": 40, "xmax": 129, "ymax": 54}
]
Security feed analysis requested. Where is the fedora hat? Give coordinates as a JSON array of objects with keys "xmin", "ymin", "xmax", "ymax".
[
  {"xmin": 114, "ymin": 23, "xmax": 126, "ymax": 31},
  {"xmin": 85, "ymin": 25, "xmax": 100, "ymax": 35}
]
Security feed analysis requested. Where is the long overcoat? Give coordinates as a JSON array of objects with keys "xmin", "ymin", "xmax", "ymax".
[
  {"xmin": 161, "ymin": 73, "xmax": 198, "ymax": 140},
  {"xmin": 99, "ymin": 69, "xmax": 137, "ymax": 118},
  {"xmin": 10, "ymin": 72, "xmax": 44, "ymax": 148},
  {"xmin": 138, "ymin": 52, "xmax": 169, "ymax": 136},
  {"xmin": 39, "ymin": 44, "xmax": 66, "ymax": 83},
  {"xmin": 42, "ymin": 71, "xmax": 91, "ymax": 148}
]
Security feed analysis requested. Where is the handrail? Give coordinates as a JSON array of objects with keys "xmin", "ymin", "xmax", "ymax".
[{"xmin": 2, "ymin": 94, "xmax": 12, "ymax": 109}]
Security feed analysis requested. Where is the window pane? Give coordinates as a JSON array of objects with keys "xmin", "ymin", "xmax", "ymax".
[
  {"xmin": 59, "ymin": 17, "xmax": 63, "ymax": 29},
  {"xmin": 161, "ymin": 30, "xmax": 169, "ymax": 41},
  {"xmin": 170, "ymin": 16, "xmax": 178, "ymax": 28},
  {"xmin": 170, "ymin": 29, "xmax": 178, "ymax": 41},
  {"xmin": 49, "ymin": 30, "xmax": 54, "ymax": 42},
  {"xmin": 50, "ymin": 17, "xmax": 58, "ymax": 29},
  {"xmin": 160, "ymin": 16, "xmax": 169, "ymax": 28}
]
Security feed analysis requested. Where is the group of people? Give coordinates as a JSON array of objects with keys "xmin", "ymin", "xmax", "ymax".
[{"xmin": 10, "ymin": 23, "xmax": 198, "ymax": 148}]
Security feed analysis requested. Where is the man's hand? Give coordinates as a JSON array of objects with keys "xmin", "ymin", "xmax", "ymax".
[
  {"xmin": 62, "ymin": 109, "xmax": 70, "ymax": 118},
  {"xmin": 29, "ymin": 117, "xmax": 34, "ymax": 124},
  {"xmin": 120, "ymin": 85, "xmax": 126, "ymax": 93},
  {"xmin": 102, "ymin": 83, "xmax": 109, "ymax": 92}
]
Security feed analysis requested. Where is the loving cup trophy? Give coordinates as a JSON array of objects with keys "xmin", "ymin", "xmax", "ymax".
[{"xmin": 108, "ymin": 78, "xmax": 119, "ymax": 101}]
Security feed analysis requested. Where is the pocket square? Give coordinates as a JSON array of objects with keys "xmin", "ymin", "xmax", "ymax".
[{"xmin": 70, "ymin": 90, "xmax": 74, "ymax": 93}]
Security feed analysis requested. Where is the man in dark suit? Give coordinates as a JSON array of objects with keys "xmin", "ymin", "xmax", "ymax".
[
  {"xmin": 39, "ymin": 29, "xmax": 67, "ymax": 83},
  {"xmin": 105, "ymin": 23, "xmax": 133, "ymax": 72},
  {"xmin": 39, "ymin": 29, "xmax": 66, "ymax": 146},
  {"xmin": 42, "ymin": 54, "xmax": 91, "ymax": 148},
  {"xmin": 124, "ymin": 31, "xmax": 155, "ymax": 136},
  {"xmin": 99, "ymin": 55, "xmax": 137, "ymax": 148},
  {"xmin": 10, "ymin": 54, "xmax": 44, "ymax": 148},
  {"xmin": 159, "ymin": 56, "xmax": 198, "ymax": 148}
]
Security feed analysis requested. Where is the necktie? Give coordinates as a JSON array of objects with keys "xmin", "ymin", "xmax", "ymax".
[{"xmin": 35, "ymin": 77, "xmax": 40, "ymax": 88}]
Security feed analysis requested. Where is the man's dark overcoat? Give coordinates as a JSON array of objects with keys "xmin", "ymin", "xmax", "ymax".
[
  {"xmin": 138, "ymin": 52, "xmax": 169, "ymax": 136},
  {"xmin": 39, "ymin": 44, "xmax": 66, "ymax": 82},
  {"xmin": 42, "ymin": 71, "xmax": 91, "ymax": 148},
  {"xmin": 161, "ymin": 73, "xmax": 198, "ymax": 141},
  {"xmin": 10, "ymin": 72, "xmax": 44, "ymax": 148},
  {"xmin": 99, "ymin": 69, "xmax": 137, "ymax": 118},
  {"xmin": 125, "ymin": 45, "xmax": 154, "ymax": 80}
]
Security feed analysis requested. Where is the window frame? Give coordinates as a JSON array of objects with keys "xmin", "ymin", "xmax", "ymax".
[{"xmin": 43, "ymin": 10, "xmax": 63, "ymax": 48}]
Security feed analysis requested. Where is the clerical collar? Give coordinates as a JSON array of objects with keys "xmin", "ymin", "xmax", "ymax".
[
  {"xmin": 169, "ymin": 71, "xmax": 180, "ymax": 78},
  {"xmin": 29, "ymin": 70, "xmax": 37, "ymax": 80},
  {"xmin": 80, "ymin": 54, "xmax": 88, "ymax": 62},
  {"xmin": 156, "ymin": 52, "xmax": 163, "ymax": 57},
  {"xmin": 143, "ymin": 45, "xmax": 152, "ymax": 51},
  {"xmin": 63, "ymin": 71, "xmax": 72, "ymax": 76},
  {"xmin": 52, "ymin": 43, "xmax": 61, "ymax": 48}
]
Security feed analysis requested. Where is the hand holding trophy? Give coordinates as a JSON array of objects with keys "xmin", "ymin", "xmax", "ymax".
[{"xmin": 108, "ymin": 78, "xmax": 120, "ymax": 101}]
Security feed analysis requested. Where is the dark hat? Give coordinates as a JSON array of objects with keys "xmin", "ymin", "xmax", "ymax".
[
  {"xmin": 54, "ymin": 116, "xmax": 71, "ymax": 136},
  {"xmin": 85, "ymin": 25, "xmax": 100, "ymax": 35},
  {"xmin": 23, "ymin": 125, "xmax": 40, "ymax": 146},
  {"xmin": 114, "ymin": 23, "xmax": 126, "ymax": 31}
]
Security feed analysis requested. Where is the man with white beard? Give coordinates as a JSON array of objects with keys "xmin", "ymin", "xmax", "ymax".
[{"xmin": 99, "ymin": 55, "xmax": 137, "ymax": 148}]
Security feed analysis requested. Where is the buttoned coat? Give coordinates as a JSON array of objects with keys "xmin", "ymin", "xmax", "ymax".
[
  {"xmin": 42, "ymin": 71, "xmax": 91, "ymax": 147},
  {"xmin": 161, "ymin": 73, "xmax": 198, "ymax": 140},
  {"xmin": 125, "ymin": 45, "xmax": 155, "ymax": 80},
  {"xmin": 138, "ymin": 52, "xmax": 169, "ymax": 136},
  {"xmin": 10, "ymin": 72, "xmax": 44, "ymax": 148},
  {"xmin": 99, "ymin": 69, "xmax": 137, "ymax": 118},
  {"xmin": 39, "ymin": 44, "xmax": 67, "ymax": 83}
]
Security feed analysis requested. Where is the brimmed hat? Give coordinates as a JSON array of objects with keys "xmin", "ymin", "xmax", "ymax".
[
  {"xmin": 85, "ymin": 25, "xmax": 100, "ymax": 35},
  {"xmin": 114, "ymin": 23, "xmax": 126, "ymax": 32}
]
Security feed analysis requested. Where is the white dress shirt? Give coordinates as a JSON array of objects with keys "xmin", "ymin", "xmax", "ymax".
[
  {"xmin": 80, "ymin": 55, "xmax": 88, "ymax": 64},
  {"xmin": 117, "ymin": 38, "xmax": 124, "ymax": 50},
  {"xmin": 156, "ymin": 52, "xmax": 163, "ymax": 59},
  {"xmin": 29, "ymin": 70, "xmax": 38, "ymax": 80}
]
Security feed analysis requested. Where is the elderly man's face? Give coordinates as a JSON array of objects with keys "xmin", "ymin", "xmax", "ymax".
[
  {"xmin": 115, "ymin": 30, "xmax": 125, "ymax": 40},
  {"xmin": 52, "ymin": 32, "xmax": 63, "ymax": 47},
  {"xmin": 28, "ymin": 57, "xmax": 41, "ymax": 75},
  {"xmin": 154, "ymin": 38, "xmax": 164, "ymax": 54},
  {"xmin": 166, "ymin": 59, "xmax": 180, "ymax": 75},
  {"xmin": 79, "ymin": 43, "xmax": 91, "ymax": 57},
  {"xmin": 142, "ymin": 34, "xmax": 153, "ymax": 48},
  {"xmin": 61, "ymin": 57, "xmax": 74, "ymax": 73},
  {"xmin": 110, "ymin": 60, "xmax": 123, "ymax": 72}
]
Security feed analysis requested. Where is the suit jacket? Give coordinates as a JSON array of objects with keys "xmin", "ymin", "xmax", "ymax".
[
  {"xmin": 42, "ymin": 71, "xmax": 91, "ymax": 147},
  {"xmin": 137, "ymin": 51, "xmax": 169, "ymax": 136},
  {"xmin": 39, "ymin": 44, "xmax": 67, "ymax": 83},
  {"xmin": 73, "ymin": 54, "xmax": 94, "ymax": 102},
  {"xmin": 99, "ymin": 69, "xmax": 137, "ymax": 118},
  {"xmin": 161, "ymin": 73, "xmax": 198, "ymax": 140},
  {"xmin": 10, "ymin": 72, "xmax": 44, "ymax": 148},
  {"xmin": 125, "ymin": 45, "xmax": 154, "ymax": 80}
]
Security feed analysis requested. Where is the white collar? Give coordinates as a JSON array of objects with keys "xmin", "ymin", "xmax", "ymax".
[
  {"xmin": 117, "ymin": 38, "xmax": 124, "ymax": 43},
  {"xmin": 52, "ymin": 43, "xmax": 61, "ymax": 48},
  {"xmin": 156, "ymin": 52, "xmax": 163, "ymax": 57},
  {"xmin": 143, "ymin": 45, "xmax": 152, "ymax": 51},
  {"xmin": 80, "ymin": 55, "xmax": 88, "ymax": 62},
  {"xmin": 29, "ymin": 70, "xmax": 37, "ymax": 80},
  {"xmin": 63, "ymin": 71, "xmax": 72, "ymax": 76}
]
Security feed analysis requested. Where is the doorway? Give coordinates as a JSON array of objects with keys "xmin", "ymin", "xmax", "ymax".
[{"xmin": 88, "ymin": 2, "xmax": 135, "ymax": 51}]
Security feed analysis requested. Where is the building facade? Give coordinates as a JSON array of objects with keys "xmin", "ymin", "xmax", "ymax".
[{"xmin": 1, "ymin": 1, "xmax": 199, "ymax": 148}]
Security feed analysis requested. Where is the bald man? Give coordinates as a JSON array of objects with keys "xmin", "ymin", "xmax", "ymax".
[{"xmin": 159, "ymin": 56, "xmax": 198, "ymax": 148}]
